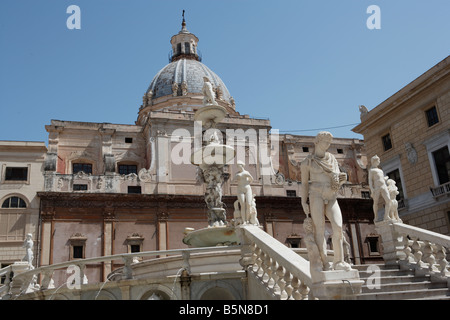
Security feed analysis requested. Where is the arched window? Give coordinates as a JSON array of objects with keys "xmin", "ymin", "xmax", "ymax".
[{"xmin": 1, "ymin": 196, "xmax": 26, "ymax": 208}]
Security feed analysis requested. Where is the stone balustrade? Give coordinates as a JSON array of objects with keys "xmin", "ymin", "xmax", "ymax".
[
  {"xmin": 376, "ymin": 220, "xmax": 450, "ymax": 284},
  {"xmin": 0, "ymin": 246, "xmax": 240, "ymax": 300},
  {"xmin": 430, "ymin": 181, "xmax": 450, "ymax": 198},
  {"xmin": 237, "ymin": 225, "xmax": 313, "ymax": 300}
]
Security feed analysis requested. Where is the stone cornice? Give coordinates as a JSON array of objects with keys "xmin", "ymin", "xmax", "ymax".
[{"xmin": 353, "ymin": 55, "xmax": 450, "ymax": 134}]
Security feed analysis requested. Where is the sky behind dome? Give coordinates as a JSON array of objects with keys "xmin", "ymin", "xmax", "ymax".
[{"xmin": 1, "ymin": 0, "xmax": 449, "ymax": 144}]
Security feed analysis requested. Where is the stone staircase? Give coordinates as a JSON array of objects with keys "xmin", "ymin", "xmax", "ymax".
[{"xmin": 354, "ymin": 264, "xmax": 450, "ymax": 300}]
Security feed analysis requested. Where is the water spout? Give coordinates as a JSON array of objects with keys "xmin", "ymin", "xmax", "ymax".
[
  {"xmin": 94, "ymin": 273, "xmax": 116, "ymax": 300},
  {"xmin": 170, "ymin": 267, "xmax": 185, "ymax": 300}
]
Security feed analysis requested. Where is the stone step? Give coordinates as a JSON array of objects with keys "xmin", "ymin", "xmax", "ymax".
[
  {"xmin": 360, "ymin": 274, "xmax": 429, "ymax": 287},
  {"xmin": 360, "ymin": 278, "xmax": 446, "ymax": 294},
  {"xmin": 357, "ymin": 287, "xmax": 450, "ymax": 300},
  {"xmin": 354, "ymin": 264, "xmax": 450, "ymax": 300},
  {"xmin": 352, "ymin": 263, "xmax": 397, "ymax": 271}
]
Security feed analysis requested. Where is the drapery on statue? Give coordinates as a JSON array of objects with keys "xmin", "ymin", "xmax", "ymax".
[
  {"xmin": 368, "ymin": 155, "xmax": 392, "ymax": 222},
  {"xmin": 300, "ymin": 131, "xmax": 352, "ymax": 271},
  {"xmin": 202, "ymin": 77, "xmax": 218, "ymax": 105},
  {"xmin": 234, "ymin": 161, "xmax": 258, "ymax": 225}
]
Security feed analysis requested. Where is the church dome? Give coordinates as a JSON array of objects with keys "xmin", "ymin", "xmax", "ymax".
[
  {"xmin": 141, "ymin": 13, "xmax": 234, "ymax": 111},
  {"xmin": 146, "ymin": 59, "xmax": 232, "ymax": 103}
]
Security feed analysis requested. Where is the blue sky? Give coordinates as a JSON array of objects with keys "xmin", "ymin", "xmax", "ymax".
[{"xmin": 1, "ymin": 1, "xmax": 449, "ymax": 144}]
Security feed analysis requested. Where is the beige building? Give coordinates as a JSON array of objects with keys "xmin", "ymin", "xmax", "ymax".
[
  {"xmin": 32, "ymin": 19, "xmax": 376, "ymax": 285},
  {"xmin": 353, "ymin": 55, "xmax": 450, "ymax": 235},
  {"xmin": 0, "ymin": 141, "xmax": 47, "ymax": 269}
]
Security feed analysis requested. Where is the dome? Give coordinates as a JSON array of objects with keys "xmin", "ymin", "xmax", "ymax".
[
  {"xmin": 146, "ymin": 59, "xmax": 232, "ymax": 104},
  {"xmin": 140, "ymin": 15, "xmax": 235, "ymax": 111}
]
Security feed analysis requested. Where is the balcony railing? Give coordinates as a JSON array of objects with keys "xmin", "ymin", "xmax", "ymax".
[
  {"xmin": 430, "ymin": 181, "xmax": 450, "ymax": 198},
  {"xmin": 168, "ymin": 49, "xmax": 202, "ymax": 63}
]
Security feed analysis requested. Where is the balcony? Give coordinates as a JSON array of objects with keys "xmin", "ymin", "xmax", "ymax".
[
  {"xmin": 430, "ymin": 181, "xmax": 450, "ymax": 199},
  {"xmin": 168, "ymin": 49, "xmax": 202, "ymax": 63}
]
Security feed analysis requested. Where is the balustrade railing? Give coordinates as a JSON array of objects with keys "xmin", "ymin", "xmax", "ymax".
[
  {"xmin": 0, "ymin": 245, "xmax": 240, "ymax": 300},
  {"xmin": 376, "ymin": 220, "xmax": 450, "ymax": 283},
  {"xmin": 238, "ymin": 225, "xmax": 313, "ymax": 300},
  {"xmin": 430, "ymin": 181, "xmax": 450, "ymax": 198}
]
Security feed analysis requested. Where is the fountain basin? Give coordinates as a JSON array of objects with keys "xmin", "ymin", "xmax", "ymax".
[
  {"xmin": 182, "ymin": 226, "xmax": 240, "ymax": 247},
  {"xmin": 194, "ymin": 104, "xmax": 227, "ymax": 126},
  {"xmin": 191, "ymin": 143, "xmax": 235, "ymax": 167}
]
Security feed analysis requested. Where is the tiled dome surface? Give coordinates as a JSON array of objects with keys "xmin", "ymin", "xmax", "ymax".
[{"xmin": 146, "ymin": 59, "xmax": 231, "ymax": 103}]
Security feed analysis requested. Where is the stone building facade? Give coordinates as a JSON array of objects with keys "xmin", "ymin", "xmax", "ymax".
[
  {"xmin": 353, "ymin": 55, "xmax": 450, "ymax": 235},
  {"xmin": 1, "ymin": 19, "xmax": 379, "ymax": 285},
  {"xmin": 0, "ymin": 141, "xmax": 47, "ymax": 269}
]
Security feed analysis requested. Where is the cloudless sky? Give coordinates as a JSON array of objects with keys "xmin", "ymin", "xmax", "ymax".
[{"xmin": 1, "ymin": 0, "xmax": 449, "ymax": 144}]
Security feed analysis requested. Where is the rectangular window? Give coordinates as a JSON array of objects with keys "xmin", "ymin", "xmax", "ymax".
[
  {"xmin": 130, "ymin": 244, "xmax": 141, "ymax": 253},
  {"xmin": 0, "ymin": 212, "xmax": 25, "ymax": 241},
  {"xmin": 286, "ymin": 190, "xmax": 296, "ymax": 197},
  {"xmin": 73, "ymin": 163, "xmax": 92, "ymax": 174},
  {"xmin": 73, "ymin": 245, "xmax": 84, "ymax": 259},
  {"xmin": 302, "ymin": 147, "xmax": 309, "ymax": 152},
  {"xmin": 125, "ymin": 137, "xmax": 133, "ymax": 143},
  {"xmin": 73, "ymin": 184, "xmax": 88, "ymax": 191},
  {"xmin": 337, "ymin": 148, "xmax": 344, "ymax": 154},
  {"xmin": 386, "ymin": 169, "xmax": 404, "ymax": 202},
  {"xmin": 184, "ymin": 42, "xmax": 190, "ymax": 54},
  {"xmin": 425, "ymin": 106, "xmax": 439, "ymax": 127},
  {"xmin": 119, "ymin": 164, "xmax": 137, "ymax": 175},
  {"xmin": 367, "ymin": 237, "xmax": 380, "ymax": 255},
  {"xmin": 432, "ymin": 146, "xmax": 450, "ymax": 185},
  {"xmin": 361, "ymin": 191, "xmax": 371, "ymax": 199},
  {"xmin": 128, "ymin": 186, "xmax": 142, "ymax": 194},
  {"xmin": 382, "ymin": 133, "xmax": 392, "ymax": 151},
  {"xmin": 5, "ymin": 167, "xmax": 28, "ymax": 181}
]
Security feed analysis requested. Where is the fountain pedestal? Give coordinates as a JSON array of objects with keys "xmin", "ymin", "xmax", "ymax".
[{"xmin": 182, "ymin": 94, "xmax": 238, "ymax": 247}]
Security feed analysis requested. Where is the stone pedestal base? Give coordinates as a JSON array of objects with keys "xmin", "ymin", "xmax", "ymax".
[
  {"xmin": 311, "ymin": 269, "xmax": 363, "ymax": 300},
  {"xmin": 375, "ymin": 220, "xmax": 405, "ymax": 266},
  {"xmin": 9, "ymin": 261, "xmax": 35, "ymax": 298}
]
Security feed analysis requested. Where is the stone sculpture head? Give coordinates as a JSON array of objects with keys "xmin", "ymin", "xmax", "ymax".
[{"xmin": 371, "ymin": 155, "xmax": 380, "ymax": 167}]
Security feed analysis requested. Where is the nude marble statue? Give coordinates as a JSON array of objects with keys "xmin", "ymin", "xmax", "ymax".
[{"xmin": 300, "ymin": 131, "xmax": 351, "ymax": 271}]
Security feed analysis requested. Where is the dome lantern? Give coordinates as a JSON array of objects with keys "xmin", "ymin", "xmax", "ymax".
[{"xmin": 170, "ymin": 11, "xmax": 201, "ymax": 62}]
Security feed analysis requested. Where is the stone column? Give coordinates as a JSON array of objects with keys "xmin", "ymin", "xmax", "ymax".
[
  {"xmin": 102, "ymin": 208, "xmax": 115, "ymax": 281},
  {"xmin": 157, "ymin": 211, "xmax": 169, "ymax": 256},
  {"xmin": 155, "ymin": 129, "xmax": 170, "ymax": 193}
]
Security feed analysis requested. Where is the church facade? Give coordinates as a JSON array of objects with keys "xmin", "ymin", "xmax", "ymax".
[{"xmin": 1, "ymin": 19, "xmax": 377, "ymax": 285}]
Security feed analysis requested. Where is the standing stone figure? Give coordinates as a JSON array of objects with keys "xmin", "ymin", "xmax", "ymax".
[
  {"xmin": 368, "ymin": 155, "xmax": 391, "ymax": 221},
  {"xmin": 300, "ymin": 131, "xmax": 351, "ymax": 271},
  {"xmin": 202, "ymin": 77, "xmax": 217, "ymax": 105},
  {"xmin": 386, "ymin": 179, "xmax": 402, "ymax": 222},
  {"xmin": 22, "ymin": 233, "xmax": 34, "ymax": 267},
  {"xmin": 234, "ymin": 161, "xmax": 255, "ymax": 225}
]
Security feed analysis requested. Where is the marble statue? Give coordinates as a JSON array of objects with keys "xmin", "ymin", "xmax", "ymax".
[
  {"xmin": 172, "ymin": 82, "xmax": 179, "ymax": 97},
  {"xmin": 386, "ymin": 178, "xmax": 402, "ymax": 222},
  {"xmin": 202, "ymin": 77, "xmax": 218, "ymax": 105},
  {"xmin": 202, "ymin": 165, "xmax": 226, "ymax": 226},
  {"xmin": 146, "ymin": 90, "xmax": 153, "ymax": 106},
  {"xmin": 359, "ymin": 105, "xmax": 368, "ymax": 119},
  {"xmin": 303, "ymin": 217, "xmax": 324, "ymax": 273},
  {"xmin": 181, "ymin": 81, "xmax": 188, "ymax": 96},
  {"xmin": 368, "ymin": 155, "xmax": 391, "ymax": 221},
  {"xmin": 22, "ymin": 233, "xmax": 34, "ymax": 266},
  {"xmin": 234, "ymin": 161, "xmax": 256, "ymax": 225},
  {"xmin": 300, "ymin": 131, "xmax": 351, "ymax": 271}
]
